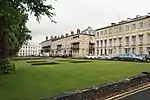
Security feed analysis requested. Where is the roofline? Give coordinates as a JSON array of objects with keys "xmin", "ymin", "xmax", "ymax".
[
  {"xmin": 95, "ymin": 15, "xmax": 150, "ymax": 31},
  {"xmin": 40, "ymin": 39, "xmax": 51, "ymax": 44},
  {"xmin": 51, "ymin": 33, "xmax": 95, "ymax": 41}
]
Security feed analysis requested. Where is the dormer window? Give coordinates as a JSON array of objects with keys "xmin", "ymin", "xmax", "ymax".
[
  {"xmin": 97, "ymin": 32, "xmax": 99, "ymax": 36},
  {"xmin": 100, "ymin": 31, "xmax": 103, "ymax": 35}
]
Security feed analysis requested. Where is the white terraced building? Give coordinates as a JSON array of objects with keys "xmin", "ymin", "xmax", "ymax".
[{"xmin": 18, "ymin": 42, "xmax": 41, "ymax": 56}]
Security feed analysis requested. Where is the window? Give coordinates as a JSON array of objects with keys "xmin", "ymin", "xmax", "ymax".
[
  {"xmin": 97, "ymin": 49, "xmax": 99, "ymax": 55},
  {"xmin": 139, "ymin": 22, "xmax": 143, "ymax": 28},
  {"xmin": 100, "ymin": 31, "xmax": 103, "ymax": 35},
  {"xmin": 97, "ymin": 32, "xmax": 99, "ymax": 36},
  {"xmin": 104, "ymin": 49, "xmax": 107, "ymax": 55},
  {"xmin": 109, "ymin": 39, "xmax": 112, "ymax": 47},
  {"xmin": 132, "ymin": 36, "xmax": 136, "ymax": 45},
  {"xmin": 119, "ymin": 48, "xmax": 122, "ymax": 54},
  {"xmin": 119, "ymin": 27, "xmax": 122, "ymax": 32},
  {"xmin": 114, "ymin": 48, "xmax": 116, "ymax": 54},
  {"xmin": 96, "ymin": 41, "xmax": 99, "ymax": 47},
  {"xmin": 132, "ymin": 48, "xmax": 136, "ymax": 54},
  {"xmin": 100, "ymin": 40, "xmax": 103, "ymax": 47},
  {"xmin": 108, "ymin": 49, "xmax": 112, "ymax": 55},
  {"xmin": 105, "ymin": 30, "xmax": 107, "ymax": 35},
  {"xmin": 125, "ymin": 37, "xmax": 129, "ymax": 45},
  {"xmin": 139, "ymin": 35, "xmax": 143, "ymax": 44},
  {"xmin": 148, "ymin": 33, "xmax": 150, "ymax": 43},
  {"xmin": 125, "ymin": 25, "xmax": 129, "ymax": 31},
  {"xmin": 119, "ymin": 38, "xmax": 122, "ymax": 46},
  {"xmin": 132, "ymin": 24, "xmax": 136, "ymax": 30},
  {"xmin": 104, "ymin": 40, "xmax": 107, "ymax": 47},
  {"xmin": 114, "ymin": 38, "xmax": 117, "ymax": 46},
  {"xmin": 109, "ymin": 28, "xmax": 112, "ymax": 34},
  {"xmin": 148, "ymin": 20, "xmax": 150, "ymax": 26},
  {"xmin": 114, "ymin": 27, "xmax": 118, "ymax": 33},
  {"xmin": 139, "ymin": 47, "xmax": 143, "ymax": 54}
]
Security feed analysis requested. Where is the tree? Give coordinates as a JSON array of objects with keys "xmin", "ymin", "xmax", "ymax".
[{"xmin": 0, "ymin": 0, "xmax": 55, "ymax": 74}]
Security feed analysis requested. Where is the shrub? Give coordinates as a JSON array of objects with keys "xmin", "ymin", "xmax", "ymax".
[{"xmin": 0, "ymin": 58, "xmax": 15, "ymax": 74}]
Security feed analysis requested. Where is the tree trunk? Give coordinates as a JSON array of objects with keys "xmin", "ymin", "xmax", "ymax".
[{"xmin": 0, "ymin": 16, "xmax": 9, "ymax": 59}]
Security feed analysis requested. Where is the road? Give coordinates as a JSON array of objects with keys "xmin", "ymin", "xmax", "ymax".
[{"xmin": 121, "ymin": 88, "xmax": 150, "ymax": 100}]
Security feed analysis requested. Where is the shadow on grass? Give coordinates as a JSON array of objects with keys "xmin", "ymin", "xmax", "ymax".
[
  {"xmin": 70, "ymin": 61, "xmax": 92, "ymax": 63},
  {"xmin": 56, "ymin": 60, "xmax": 76, "ymax": 62},
  {"xmin": 26, "ymin": 61, "xmax": 47, "ymax": 63},
  {"xmin": 31, "ymin": 62, "xmax": 60, "ymax": 65}
]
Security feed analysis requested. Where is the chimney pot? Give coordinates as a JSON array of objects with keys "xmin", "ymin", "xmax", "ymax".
[
  {"xmin": 71, "ymin": 31, "xmax": 74, "ymax": 35},
  {"xmin": 77, "ymin": 29, "xmax": 80, "ymax": 34},
  {"xmin": 65, "ymin": 33, "xmax": 68, "ymax": 36},
  {"xmin": 46, "ymin": 36, "xmax": 48, "ymax": 41}
]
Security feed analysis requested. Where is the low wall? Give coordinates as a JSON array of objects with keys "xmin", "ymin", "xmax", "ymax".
[{"xmin": 53, "ymin": 73, "xmax": 150, "ymax": 100}]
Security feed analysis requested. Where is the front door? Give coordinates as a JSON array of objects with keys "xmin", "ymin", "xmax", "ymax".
[{"xmin": 125, "ymin": 48, "xmax": 130, "ymax": 54}]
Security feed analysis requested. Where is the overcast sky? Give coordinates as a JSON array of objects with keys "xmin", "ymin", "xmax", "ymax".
[{"xmin": 27, "ymin": 0, "xmax": 150, "ymax": 43}]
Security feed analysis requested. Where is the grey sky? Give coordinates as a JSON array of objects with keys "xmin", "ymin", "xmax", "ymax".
[{"xmin": 27, "ymin": 0, "xmax": 150, "ymax": 43}]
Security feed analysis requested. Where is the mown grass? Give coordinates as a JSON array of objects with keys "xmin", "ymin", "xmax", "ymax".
[{"xmin": 0, "ymin": 59, "xmax": 150, "ymax": 100}]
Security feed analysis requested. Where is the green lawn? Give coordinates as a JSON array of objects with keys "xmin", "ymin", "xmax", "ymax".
[{"xmin": 0, "ymin": 59, "xmax": 150, "ymax": 100}]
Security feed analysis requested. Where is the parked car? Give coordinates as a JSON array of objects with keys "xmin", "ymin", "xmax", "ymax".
[
  {"xmin": 114, "ymin": 54, "xmax": 143, "ymax": 61},
  {"xmin": 97, "ymin": 55, "xmax": 113, "ymax": 60},
  {"xmin": 62, "ymin": 54, "xmax": 68, "ymax": 58},
  {"xmin": 98, "ymin": 55, "xmax": 106, "ymax": 59},
  {"xmin": 85, "ymin": 54, "xmax": 97, "ymax": 59},
  {"xmin": 105, "ymin": 55, "xmax": 113, "ymax": 60},
  {"xmin": 113, "ymin": 54, "xmax": 124, "ymax": 60},
  {"xmin": 136, "ymin": 54, "xmax": 150, "ymax": 61}
]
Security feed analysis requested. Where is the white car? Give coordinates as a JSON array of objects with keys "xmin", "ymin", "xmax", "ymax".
[
  {"xmin": 85, "ymin": 55, "xmax": 97, "ymax": 59},
  {"xmin": 105, "ymin": 55, "xmax": 113, "ymax": 59},
  {"xmin": 98, "ymin": 55, "xmax": 113, "ymax": 60}
]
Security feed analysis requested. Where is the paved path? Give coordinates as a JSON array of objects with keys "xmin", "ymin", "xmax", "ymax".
[{"xmin": 121, "ymin": 88, "xmax": 150, "ymax": 100}]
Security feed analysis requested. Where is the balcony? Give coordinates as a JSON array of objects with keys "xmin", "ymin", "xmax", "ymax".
[
  {"xmin": 89, "ymin": 46, "xmax": 95, "ymax": 50},
  {"xmin": 113, "ymin": 44, "xmax": 117, "ymax": 47},
  {"xmin": 125, "ymin": 42, "xmax": 130, "ymax": 46},
  {"xmin": 109, "ymin": 45, "xmax": 112, "ymax": 47},
  {"xmin": 138, "ymin": 41, "xmax": 143, "ymax": 46},
  {"xmin": 132, "ymin": 42, "xmax": 136, "ymax": 46},
  {"xmin": 71, "ymin": 46, "xmax": 79, "ymax": 50},
  {"xmin": 104, "ymin": 44, "xmax": 107, "ymax": 47},
  {"xmin": 100, "ymin": 45, "xmax": 103, "ymax": 48},
  {"xmin": 118, "ymin": 44, "xmax": 122, "ymax": 47},
  {"xmin": 147, "ymin": 41, "xmax": 150, "ymax": 45},
  {"xmin": 56, "ymin": 48, "xmax": 62, "ymax": 51}
]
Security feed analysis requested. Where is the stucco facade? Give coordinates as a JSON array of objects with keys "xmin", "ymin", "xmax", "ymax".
[
  {"xmin": 51, "ymin": 33, "xmax": 95, "ymax": 58},
  {"xmin": 18, "ymin": 42, "xmax": 41, "ymax": 56},
  {"xmin": 40, "ymin": 27, "xmax": 95, "ymax": 58},
  {"xmin": 95, "ymin": 15, "xmax": 150, "ymax": 56}
]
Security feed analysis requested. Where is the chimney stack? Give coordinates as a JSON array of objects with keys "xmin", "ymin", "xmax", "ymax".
[
  {"xmin": 51, "ymin": 36, "xmax": 53, "ymax": 39},
  {"xmin": 111, "ymin": 23, "xmax": 116, "ymax": 26},
  {"xmin": 136, "ymin": 15, "xmax": 141, "ymax": 18},
  {"xmin": 54, "ymin": 36, "xmax": 57, "ymax": 39},
  {"xmin": 71, "ymin": 31, "xmax": 74, "ymax": 35},
  {"xmin": 65, "ymin": 33, "xmax": 68, "ymax": 37},
  {"xmin": 77, "ymin": 29, "xmax": 80, "ymax": 34},
  {"xmin": 46, "ymin": 36, "xmax": 48, "ymax": 41},
  {"xmin": 61, "ymin": 35, "xmax": 64, "ymax": 38}
]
